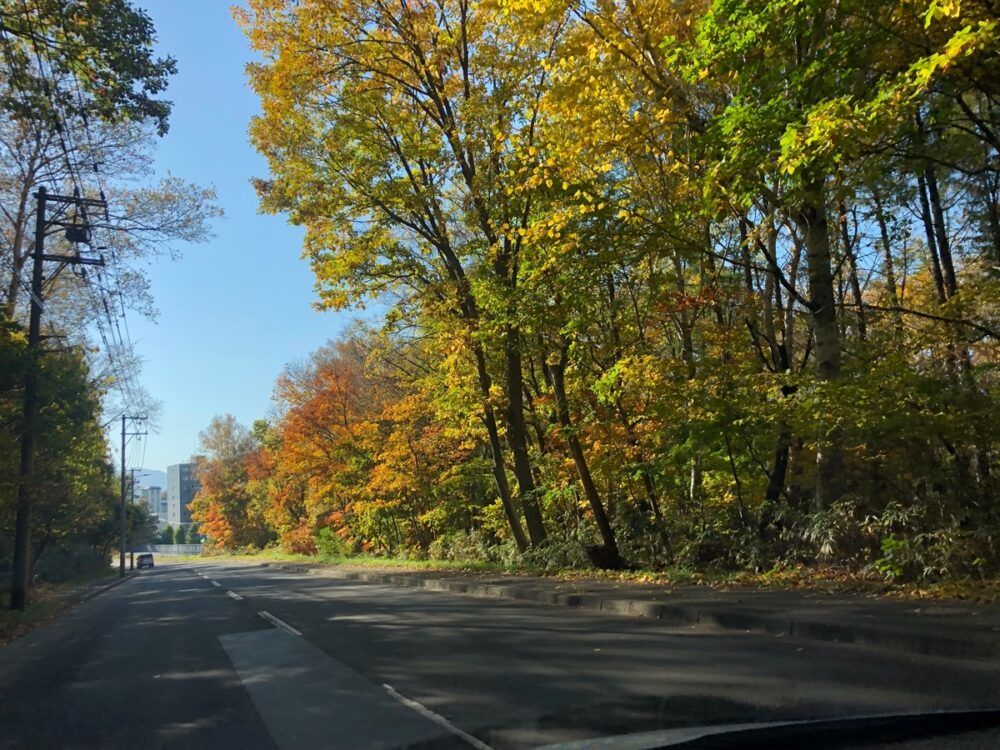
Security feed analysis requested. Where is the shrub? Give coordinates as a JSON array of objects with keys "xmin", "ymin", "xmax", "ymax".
[{"xmin": 314, "ymin": 527, "xmax": 350, "ymax": 559}]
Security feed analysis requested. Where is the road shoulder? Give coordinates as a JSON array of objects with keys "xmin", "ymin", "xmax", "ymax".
[{"xmin": 256, "ymin": 561, "xmax": 1000, "ymax": 662}]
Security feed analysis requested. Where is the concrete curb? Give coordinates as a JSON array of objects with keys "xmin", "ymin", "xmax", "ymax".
[
  {"xmin": 261, "ymin": 563, "xmax": 999, "ymax": 662},
  {"xmin": 78, "ymin": 572, "xmax": 137, "ymax": 603}
]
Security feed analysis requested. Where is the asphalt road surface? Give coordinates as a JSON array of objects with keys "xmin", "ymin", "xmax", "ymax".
[{"xmin": 1, "ymin": 560, "xmax": 998, "ymax": 749}]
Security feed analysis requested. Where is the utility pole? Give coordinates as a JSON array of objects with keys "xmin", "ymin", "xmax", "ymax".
[
  {"xmin": 9, "ymin": 189, "xmax": 47, "ymax": 612},
  {"xmin": 119, "ymin": 415, "xmax": 147, "ymax": 578},
  {"xmin": 128, "ymin": 468, "xmax": 141, "ymax": 503},
  {"xmin": 129, "ymin": 467, "xmax": 140, "ymax": 572},
  {"xmin": 10, "ymin": 187, "xmax": 105, "ymax": 610}
]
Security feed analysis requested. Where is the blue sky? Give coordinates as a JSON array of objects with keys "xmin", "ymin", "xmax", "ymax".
[{"xmin": 123, "ymin": 1, "xmax": 359, "ymax": 474}]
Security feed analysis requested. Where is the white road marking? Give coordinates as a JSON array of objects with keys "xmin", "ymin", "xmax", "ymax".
[
  {"xmin": 210, "ymin": 580, "xmax": 221, "ymax": 587},
  {"xmin": 221, "ymin": 630, "xmax": 446, "ymax": 749},
  {"xmin": 177, "ymin": 588, "xmax": 204, "ymax": 593},
  {"xmin": 226, "ymin": 590, "xmax": 243, "ymax": 601},
  {"xmin": 382, "ymin": 683, "xmax": 493, "ymax": 750},
  {"xmin": 258, "ymin": 610, "xmax": 302, "ymax": 637}
]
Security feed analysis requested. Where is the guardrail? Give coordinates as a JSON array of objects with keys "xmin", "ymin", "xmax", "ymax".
[{"xmin": 130, "ymin": 544, "xmax": 203, "ymax": 555}]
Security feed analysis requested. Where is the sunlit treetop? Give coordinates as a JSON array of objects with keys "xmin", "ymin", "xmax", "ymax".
[{"xmin": 0, "ymin": 0, "xmax": 176, "ymax": 135}]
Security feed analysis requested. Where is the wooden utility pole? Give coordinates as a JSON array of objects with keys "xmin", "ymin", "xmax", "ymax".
[
  {"xmin": 119, "ymin": 415, "xmax": 147, "ymax": 578},
  {"xmin": 9, "ymin": 189, "xmax": 47, "ymax": 611},
  {"xmin": 9, "ymin": 187, "xmax": 106, "ymax": 610}
]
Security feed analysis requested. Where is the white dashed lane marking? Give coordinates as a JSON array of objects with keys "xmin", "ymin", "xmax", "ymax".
[
  {"xmin": 227, "ymin": 591, "xmax": 244, "ymax": 601},
  {"xmin": 220, "ymin": 629, "xmax": 451, "ymax": 749},
  {"xmin": 258, "ymin": 610, "xmax": 302, "ymax": 637},
  {"xmin": 383, "ymin": 683, "xmax": 493, "ymax": 750}
]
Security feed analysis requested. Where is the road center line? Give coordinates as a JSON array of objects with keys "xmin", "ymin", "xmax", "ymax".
[
  {"xmin": 382, "ymin": 683, "xmax": 492, "ymax": 750},
  {"xmin": 227, "ymin": 590, "xmax": 244, "ymax": 601},
  {"xmin": 210, "ymin": 580, "xmax": 222, "ymax": 587},
  {"xmin": 258, "ymin": 610, "xmax": 302, "ymax": 636}
]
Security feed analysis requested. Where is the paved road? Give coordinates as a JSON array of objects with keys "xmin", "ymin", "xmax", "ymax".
[{"xmin": 1, "ymin": 560, "xmax": 999, "ymax": 749}]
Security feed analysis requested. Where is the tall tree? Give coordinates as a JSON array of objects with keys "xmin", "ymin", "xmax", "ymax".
[
  {"xmin": 0, "ymin": 0, "xmax": 175, "ymax": 133},
  {"xmin": 240, "ymin": 0, "xmax": 568, "ymax": 548},
  {"xmin": 189, "ymin": 415, "xmax": 273, "ymax": 550}
]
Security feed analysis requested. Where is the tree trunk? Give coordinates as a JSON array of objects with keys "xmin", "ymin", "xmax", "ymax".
[
  {"xmin": 31, "ymin": 533, "xmax": 50, "ymax": 575},
  {"xmin": 504, "ymin": 327, "xmax": 547, "ymax": 545},
  {"xmin": 765, "ymin": 435, "xmax": 791, "ymax": 503},
  {"xmin": 2, "ymin": 135, "xmax": 43, "ymax": 318},
  {"xmin": 522, "ymin": 348, "xmax": 550, "ymax": 456},
  {"xmin": 798, "ymin": 181, "xmax": 843, "ymax": 510},
  {"xmin": 754, "ymin": 225, "xmax": 794, "ymax": 506},
  {"xmin": 472, "ymin": 344, "xmax": 528, "ymax": 552},
  {"xmin": 981, "ymin": 167, "xmax": 1000, "ymax": 265},
  {"xmin": 3, "ymin": 178, "xmax": 33, "ymax": 318},
  {"xmin": 689, "ymin": 455, "xmax": 703, "ymax": 515},
  {"xmin": 871, "ymin": 189, "xmax": 903, "ymax": 332},
  {"xmin": 916, "ymin": 173, "xmax": 948, "ymax": 304},
  {"xmin": 923, "ymin": 165, "xmax": 958, "ymax": 298},
  {"xmin": 838, "ymin": 201, "xmax": 866, "ymax": 341},
  {"xmin": 549, "ymin": 349, "xmax": 623, "ymax": 569},
  {"xmin": 614, "ymin": 398, "xmax": 670, "ymax": 554},
  {"xmin": 434, "ymin": 232, "xmax": 531, "ymax": 551},
  {"xmin": 916, "ymin": 170, "xmax": 972, "ymax": 383}
]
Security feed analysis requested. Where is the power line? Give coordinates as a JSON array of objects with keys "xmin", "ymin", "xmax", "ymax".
[
  {"xmin": 16, "ymin": 0, "xmax": 85, "ymax": 197},
  {"xmin": 3, "ymin": 4, "xmax": 158, "ymax": 609},
  {"xmin": 0, "ymin": 14, "xmax": 46, "ymax": 150},
  {"xmin": 9, "ymin": 187, "xmax": 105, "ymax": 610},
  {"xmin": 49, "ymin": 2, "xmax": 136, "ymax": 384},
  {"xmin": 6, "ymin": 3, "xmax": 144, "ymax": 419},
  {"xmin": 137, "ymin": 424, "xmax": 148, "ymax": 472},
  {"xmin": 58, "ymin": 0, "xmax": 109, "ymax": 205},
  {"xmin": 79, "ymin": 267, "xmax": 142, "ymax": 413},
  {"xmin": 0, "ymin": 252, "xmax": 41, "ymax": 310},
  {"xmin": 99, "ymin": 265, "xmax": 142, "ymax": 408}
]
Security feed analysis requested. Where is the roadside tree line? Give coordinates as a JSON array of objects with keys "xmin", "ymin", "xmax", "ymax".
[
  {"xmin": 1, "ymin": 0, "xmax": 217, "ymax": 598},
  {"xmin": 191, "ymin": 0, "xmax": 1000, "ymax": 580}
]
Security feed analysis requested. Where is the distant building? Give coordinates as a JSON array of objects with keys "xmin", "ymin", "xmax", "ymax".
[
  {"xmin": 136, "ymin": 487, "xmax": 160, "ymax": 517},
  {"xmin": 139, "ymin": 486, "xmax": 164, "ymax": 518},
  {"xmin": 166, "ymin": 463, "xmax": 200, "ymax": 526}
]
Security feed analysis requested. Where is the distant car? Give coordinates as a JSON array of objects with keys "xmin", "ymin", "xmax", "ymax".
[{"xmin": 137, "ymin": 553, "xmax": 154, "ymax": 569}]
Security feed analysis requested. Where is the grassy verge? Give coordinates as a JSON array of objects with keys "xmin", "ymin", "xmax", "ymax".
[
  {"xmin": 182, "ymin": 549, "xmax": 1000, "ymax": 602},
  {"xmin": 0, "ymin": 568, "xmax": 119, "ymax": 647},
  {"xmin": 185, "ymin": 549, "xmax": 514, "ymax": 573}
]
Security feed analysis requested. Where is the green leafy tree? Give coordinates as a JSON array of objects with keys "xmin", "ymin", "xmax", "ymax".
[
  {"xmin": 0, "ymin": 0, "xmax": 176, "ymax": 133},
  {"xmin": 234, "ymin": 0, "xmax": 1000, "ymax": 580},
  {"xmin": 1, "ymin": 317, "xmax": 122, "ymax": 581},
  {"xmin": 127, "ymin": 501, "xmax": 157, "ymax": 547},
  {"xmin": 157, "ymin": 524, "xmax": 174, "ymax": 545},
  {"xmin": 239, "ymin": 0, "xmax": 573, "ymax": 551}
]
